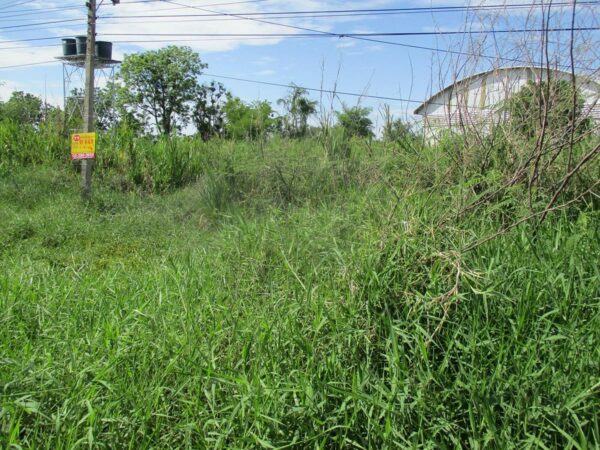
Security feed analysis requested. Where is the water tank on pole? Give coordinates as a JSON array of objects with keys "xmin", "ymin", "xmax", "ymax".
[
  {"xmin": 95, "ymin": 41, "xmax": 113, "ymax": 60},
  {"xmin": 75, "ymin": 36, "xmax": 87, "ymax": 55},
  {"xmin": 62, "ymin": 38, "xmax": 77, "ymax": 56}
]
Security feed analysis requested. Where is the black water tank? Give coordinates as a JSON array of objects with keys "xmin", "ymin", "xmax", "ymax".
[
  {"xmin": 75, "ymin": 36, "xmax": 87, "ymax": 55},
  {"xmin": 62, "ymin": 38, "xmax": 76, "ymax": 56},
  {"xmin": 95, "ymin": 41, "xmax": 113, "ymax": 60}
]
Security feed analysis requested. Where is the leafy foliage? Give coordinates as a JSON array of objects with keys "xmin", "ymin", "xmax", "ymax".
[
  {"xmin": 118, "ymin": 46, "xmax": 207, "ymax": 135},
  {"xmin": 503, "ymin": 79, "xmax": 591, "ymax": 141},
  {"xmin": 0, "ymin": 91, "xmax": 44, "ymax": 125},
  {"xmin": 336, "ymin": 104, "xmax": 374, "ymax": 138},
  {"xmin": 381, "ymin": 104, "xmax": 419, "ymax": 151},
  {"xmin": 193, "ymin": 81, "xmax": 228, "ymax": 141},
  {"xmin": 223, "ymin": 96, "xmax": 276, "ymax": 140},
  {"xmin": 277, "ymin": 84, "xmax": 317, "ymax": 137}
]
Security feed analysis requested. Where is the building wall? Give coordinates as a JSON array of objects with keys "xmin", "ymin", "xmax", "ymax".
[{"xmin": 419, "ymin": 68, "xmax": 600, "ymax": 142}]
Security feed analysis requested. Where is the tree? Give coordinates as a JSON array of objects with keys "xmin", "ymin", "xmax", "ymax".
[
  {"xmin": 95, "ymin": 83, "xmax": 118, "ymax": 131},
  {"xmin": 118, "ymin": 46, "xmax": 206, "ymax": 135},
  {"xmin": 223, "ymin": 96, "xmax": 276, "ymax": 140},
  {"xmin": 193, "ymin": 81, "xmax": 227, "ymax": 141},
  {"xmin": 277, "ymin": 84, "xmax": 317, "ymax": 137},
  {"xmin": 503, "ymin": 79, "xmax": 590, "ymax": 141},
  {"xmin": 381, "ymin": 104, "xmax": 417, "ymax": 147},
  {"xmin": 336, "ymin": 105, "xmax": 373, "ymax": 138},
  {"xmin": 0, "ymin": 91, "xmax": 43, "ymax": 125},
  {"xmin": 94, "ymin": 83, "xmax": 144, "ymax": 133}
]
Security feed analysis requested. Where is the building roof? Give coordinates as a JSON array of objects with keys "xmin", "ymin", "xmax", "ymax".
[{"xmin": 414, "ymin": 66, "xmax": 600, "ymax": 116}]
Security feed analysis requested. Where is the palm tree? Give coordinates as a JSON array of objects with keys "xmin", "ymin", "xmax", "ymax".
[{"xmin": 278, "ymin": 84, "xmax": 317, "ymax": 137}]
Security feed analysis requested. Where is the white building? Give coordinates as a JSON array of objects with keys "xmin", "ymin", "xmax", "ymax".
[{"xmin": 414, "ymin": 66, "xmax": 600, "ymax": 141}]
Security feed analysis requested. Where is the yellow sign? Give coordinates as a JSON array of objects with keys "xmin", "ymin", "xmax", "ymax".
[{"xmin": 71, "ymin": 132, "xmax": 96, "ymax": 160}]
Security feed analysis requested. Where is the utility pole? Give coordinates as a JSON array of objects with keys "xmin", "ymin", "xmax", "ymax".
[{"xmin": 81, "ymin": 0, "xmax": 96, "ymax": 200}]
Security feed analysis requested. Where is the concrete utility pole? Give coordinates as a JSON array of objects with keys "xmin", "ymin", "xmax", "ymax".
[{"xmin": 81, "ymin": 0, "xmax": 96, "ymax": 200}]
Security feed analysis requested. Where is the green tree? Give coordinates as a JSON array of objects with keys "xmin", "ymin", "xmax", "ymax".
[
  {"xmin": 277, "ymin": 84, "xmax": 317, "ymax": 137},
  {"xmin": 223, "ymin": 96, "xmax": 276, "ymax": 140},
  {"xmin": 193, "ymin": 81, "xmax": 228, "ymax": 141},
  {"xmin": 95, "ymin": 84, "xmax": 118, "ymax": 132},
  {"xmin": 503, "ymin": 79, "xmax": 590, "ymax": 141},
  {"xmin": 0, "ymin": 91, "xmax": 43, "ymax": 125},
  {"xmin": 94, "ymin": 83, "xmax": 144, "ymax": 133},
  {"xmin": 118, "ymin": 46, "xmax": 206, "ymax": 135},
  {"xmin": 336, "ymin": 105, "xmax": 373, "ymax": 138},
  {"xmin": 381, "ymin": 104, "xmax": 417, "ymax": 149}
]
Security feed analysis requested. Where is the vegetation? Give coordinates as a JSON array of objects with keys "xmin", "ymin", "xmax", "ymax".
[
  {"xmin": 118, "ymin": 46, "xmax": 207, "ymax": 135},
  {"xmin": 336, "ymin": 105, "xmax": 374, "ymax": 138},
  {"xmin": 277, "ymin": 84, "xmax": 318, "ymax": 138},
  {"xmin": 0, "ymin": 48, "xmax": 599, "ymax": 447},
  {"xmin": 222, "ymin": 96, "xmax": 276, "ymax": 140},
  {"xmin": 503, "ymin": 79, "xmax": 591, "ymax": 141},
  {"xmin": 0, "ymin": 91, "xmax": 45, "ymax": 125},
  {"xmin": 193, "ymin": 81, "xmax": 228, "ymax": 142}
]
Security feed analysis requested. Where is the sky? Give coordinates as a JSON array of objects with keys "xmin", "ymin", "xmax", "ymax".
[{"xmin": 0, "ymin": 0, "xmax": 598, "ymax": 130}]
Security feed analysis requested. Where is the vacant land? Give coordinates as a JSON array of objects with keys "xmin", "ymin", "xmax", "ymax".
[{"xmin": 1, "ymin": 138, "xmax": 599, "ymax": 448}]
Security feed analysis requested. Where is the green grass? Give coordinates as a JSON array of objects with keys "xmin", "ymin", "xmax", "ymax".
[{"xmin": 1, "ymin": 141, "xmax": 599, "ymax": 448}]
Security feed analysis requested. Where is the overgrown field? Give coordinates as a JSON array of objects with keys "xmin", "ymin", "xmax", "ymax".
[{"xmin": 1, "ymin": 136, "xmax": 599, "ymax": 448}]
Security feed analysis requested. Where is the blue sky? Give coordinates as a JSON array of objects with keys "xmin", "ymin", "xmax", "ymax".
[{"xmin": 0, "ymin": 0, "xmax": 598, "ymax": 129}]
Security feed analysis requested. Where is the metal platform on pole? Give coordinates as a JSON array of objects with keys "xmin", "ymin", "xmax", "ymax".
[{"xmin": 56, "ymin": 55, "xmax": 121, "ymax": 129}]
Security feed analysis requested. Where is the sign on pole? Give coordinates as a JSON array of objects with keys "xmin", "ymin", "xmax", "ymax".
[{"xmin": 71, "ymin": 132, "xmax": 96, "ymax": 160}]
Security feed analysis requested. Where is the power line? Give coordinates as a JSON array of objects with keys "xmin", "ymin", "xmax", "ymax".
[
  {"xmin": 0, "ymin": 35, "xmax": 320, "ymax": 50},
  {"xmin": 0, "ymin": 59, "xmax": 57, "ymax": 69},
  {"xmin": 201, "ymin": 71, "xmax": 600, "ymax": 110},
  {"xmin": 5, "ymin": 8, "xmax": 596, "ymax": 31},
  {"xmin": 98, "ymin": 5, "xmax": 600, "ymax": 26},
  {"xmin": 0, "ymin": 0, "xmax": 40, "ymax": 11},
  {"xmin": 0, "ymin": 0, "xmax": 265, "ymax": 21},
  {"xmin": 0, "ymin": 3, "xmax": 595, "ymax": 72},
  {"xmin": 1, "ymin": 28, "xmax": 585, "ymax": 42},
  {"xmin": 0, "ymin": 18, "xmax": 85, "ymax": 31},
  {"xmin": 103, "ymin": 2, "xmax": 600, "ymax": 20},
  {"xmin": 100, "ymin": 0, "xmax": 268, "ymax": 6},
  {"xmin": 0, "ymin": 60, "xmax": 516, "ymax": 113},
  {"xmin": 0, "ymin": 36, "xmax": 60, "ymax": 44},
  {"xmin": 0, "ymin": 24, "xmax": 86, "ymax": 36},
  {"xmin": 204, "ymin": 72, "xmax": 423, "ymax": 104},
  {"xmin": 0, "ymin": 35, "xmax": 578, "ymax": 51},
  {"xmin": 0, "ymin": 26, "xmax": 596, "ymax": 45},
  {"xmin": 3, "ymin": 0, "xmax": 591, "ymax": 21},
  {"xmin": 97, "ymin": 13, "xmax": 425, "ymax": 27},
  {"xmin": 1, "ymin": 0, "xmax": 597, "ymax": 26},
  {"xmin": 0, "ymin": 5, "xmax": 84, "ymax": 20},
  {"xmin": 100, "ymin": 28, "xmax": 600, "ymax": 37},
  {"xmin": 159, "ymin": 0, "xmax": 598, "ymax": 69},
  {"xmin": 0, "ymin": 34, "xmax": 338, "ymax": 45},
  {"xmin": 0, "ymin": 28, "xmax": 594, "ymax": 70},
  {"xmin": 0, "ymin": 59, "xmax": 422, "ymax": 106}
]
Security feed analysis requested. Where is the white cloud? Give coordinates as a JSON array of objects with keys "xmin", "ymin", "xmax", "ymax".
[
  {"xmin": 336, "ymin": 41, "xmax": 356, "ymax": 49},
  {"xmin": 0, "ymin": 39, "xmax": 58, "ymax": 68},
  {"xmin": 0, "ymin": 0, "xmax": 396, "ymax": 100},
  {"xmin": 0, "ymin": 0, "xmax": 400, "ymax": 68},
  {"xmin": 0, "ymin": 80, "xmax": 21, "ymax": 101},
  {"xmin": 0, "ymin": 78, "xmax": 62, "ymax": 105},
  {"xmin": 65, "ymin": 0, "xmax": 396, "ymax": 52},
  {"xmin": 253, "ymin": 56, "xmax": 277, "ymax": 66},
  {"xmin": 255, "ymin": 69, "xmax": 275, "ymax": 76}
]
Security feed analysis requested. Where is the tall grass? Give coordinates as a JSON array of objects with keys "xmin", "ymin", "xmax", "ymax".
[
  {"xmin": 0, "ymin": 120, "xmax": 66, "ymax": 173},
  {"xmin": 0, "ymin": 130, "xmax": 599, "ymax": 448}
]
